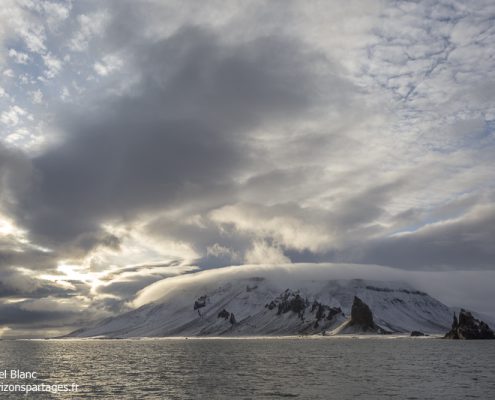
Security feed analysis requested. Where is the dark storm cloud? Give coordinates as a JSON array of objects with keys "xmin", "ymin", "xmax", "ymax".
[
  {"xmin": 355, "ymin": 205, "xmax": 495, "ymax": 270},
  {"xmin": 0, "ymin": 143, "xmax": 32, "ymax": 210},
  {"xmin": 132, "ymin": 28, "xmax": 323, "ymax": 131},
  {"xmin": 0, "ymin": 296, "xmax": 106, "ymax": 332},
  {"xmin": 24, "ymin": 118, "xmax": 239, "ymax": 250},
  {"xmin": 0, "ymin": 266, "xmax": 80, "ymax": 299},
  {"xmin": 0, "ymin": 246, "xmax": 59, "ymax": 272},
  {"xmin": 0, "ymin": 279, "xmax": 73, "ymax": 299},
  {"xmin": 11, "ymin": 27, "xmax": 328, "ymax": 253},
  {"xmin": 202, "ymin": 181, "xmax": 495, "ymax": 270},
  {"xmin": 0, "ymin": 302, "xmax": 74, "ymax": 325}
]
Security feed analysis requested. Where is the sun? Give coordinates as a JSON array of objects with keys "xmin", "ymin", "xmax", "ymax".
[{"xmin": 41, "ymin": 263, "xmax": 101, "ymax": 286}]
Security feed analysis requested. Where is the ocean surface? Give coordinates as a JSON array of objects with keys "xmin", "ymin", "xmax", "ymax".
[{"xmin": 0, "ymin": 337, "xmax": 494, "ymax": 399}]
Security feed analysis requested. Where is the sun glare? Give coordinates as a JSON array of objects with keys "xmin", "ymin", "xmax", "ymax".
[
  {"xmin": 0, "ymin": 216, "xmax": 24, "ymax": 236},
  {"xmin": 41, "ymin": 263, "xmax": 100, "ymax": 284}
]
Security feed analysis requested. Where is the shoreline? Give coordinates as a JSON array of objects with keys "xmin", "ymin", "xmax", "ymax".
[{"xmin": 7, "ymin": 334, "xmax": 443, "ymax": 341}]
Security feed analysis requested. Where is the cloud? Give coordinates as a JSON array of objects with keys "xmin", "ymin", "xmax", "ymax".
[
  {"xmin": 0, "ymin": 294, "xmax": 111, "ymax": 339},
  {"xmin": 0, "ymin": 1, "xmax": 44, "ymax": 63},
  {"xmin": 0, "ymin": 299, "xmax": 75, "ymax": 325},
  {"xmin": 244, "ymin": 240, "xmax": 291, "ymax": 264},
  {"xmin": 0, "ymin": 266, "xmax": 75, "ymax": 299},
  {"xmin": 11, "ymin": 26, "xmax": 339, "ymax": 256},
  {"xmin": 209, "ymin": 203, "xmax": 334, "ymax": 253},
  {"xmin": 93, "ymin": 54, "xmax": 123, "ymax": 76},
  {"xmin": 30, "ymin": 89, "xmax": 43, "ymax": 104},
  {"xmin": 41, "ymin": 1, "xmax": 71, "ymax": 29},
  {"xmin": 42, "ymin": 52, "xmax": 63, "ymax": 78},
  {"xmin": 69, "ymin": 11, "xmax": 109, "ymax": 52},
  {"xmin": 133, "ymin": 263, "xmax": 495, "ymax": 318},
  {"xmin": 0, "ymin": 143, "xmax": 33, "ymax": 210},
  {"xmin": 354, "ymin": 203, "xmax": 495, "ymax": 270},
  {"xmin": 8, "ymin": 49, "xmax": 30, "ymax": 64},
  {"xmin": 95, "ymin": 262, "xmax": 199, "ymax": 304},
  {"xmin": 1, "ymin": 105, "xmax": 27, "ymax": 126}
]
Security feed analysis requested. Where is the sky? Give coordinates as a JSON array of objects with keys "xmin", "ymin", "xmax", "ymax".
[{"xmin": 0, "ymin": 0, "xmax": 494, "ymax": 338}]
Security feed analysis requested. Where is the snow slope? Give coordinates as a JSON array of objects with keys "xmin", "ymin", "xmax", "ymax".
[{"xmin": 69, "ymin": 264, "xmax": 456, "ymax": 338}]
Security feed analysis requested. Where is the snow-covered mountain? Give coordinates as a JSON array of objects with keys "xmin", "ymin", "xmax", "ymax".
[{"xmin": 68, "ymin": 264, "xmax": 457, "ymax": 338}]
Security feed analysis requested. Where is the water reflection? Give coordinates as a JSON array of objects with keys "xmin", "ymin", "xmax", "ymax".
[{"xmin": 0, "ymin": 338, "xmax": 493, "ymax": 399}]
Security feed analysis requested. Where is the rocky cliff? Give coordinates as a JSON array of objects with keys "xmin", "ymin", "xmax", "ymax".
[
  {"xmin": 444, "ymin": 309, "xmax": 495, "ymax": 340},
  {"xmin": 334, "ymin": 296, "xmax": 390, "ymax": 334}
]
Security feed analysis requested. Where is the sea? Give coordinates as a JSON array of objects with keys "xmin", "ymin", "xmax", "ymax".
[{"xmin": 0, "ymin": 337, "xmax": 494, "ymax": 399}]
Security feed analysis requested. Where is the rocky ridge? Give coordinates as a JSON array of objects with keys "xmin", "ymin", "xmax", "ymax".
[{"xmin": 444, "ymin": 309, "xmax": 495, "ymax": 340}]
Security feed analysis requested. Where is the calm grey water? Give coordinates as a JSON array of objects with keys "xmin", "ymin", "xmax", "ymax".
[{"xmin": 0, "ymin": 338, "xmax": 494, "ymax": 399}]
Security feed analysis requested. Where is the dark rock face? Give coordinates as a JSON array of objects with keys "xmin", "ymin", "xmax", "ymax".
[
  {"xmin": 264, "ymin": 290, "xmax": 308, "ymax": 318},
  {"xmin": 451, "ymin": 312, "xmax": 458, "ymax": 329},
  {"xmin": 313, "ymin": 302, "xmax": 325, "ymax": 320},
  {"xmin": 310, "ymin": 300, "xmax": 342, "ymax": 321},
  {"xmin": 264, "ymin": 289, "xmax": 344, "ymax": 334},
  {"xmin": 276, "ymin": 292, "xmax": 306, "ymax": 317},
  {"xmin": 194, "ymin": 295, "xmax": 208, "ymax": 317},
  {"xmin": 365, "ymin": 286, "xmax": 427, "ymax": 296},
  {"xmin": 194, "ymin": 295, "xmax": 208, "ymax": 310},
  {"xmin": 444, "ymin": 310, "xmax": 495, "ymax": 340},
  {"xmin": 326, "ymin": 306, "xmax": 342, "ymax": 320},
  {"xmin": 310, "ymin": 302, "xmax": 343, "ymax": 329},
  {"xmin": 217, "ymin": 309, "xmax": 236, "ymax": 325},
  {"xmin": 347, "ymin": 296, "xmax": 389, "ymax": 334},
  {"xmin": 410, "ymin": 331, "xmax": 426, "ymax": 337},
  {"xmin": 265, "ymin": 300, "xmax": 277, "ymax": 310},
  {"xmin": 350, "ymin": 296, "xmax": 374, "ymax": 327}
]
